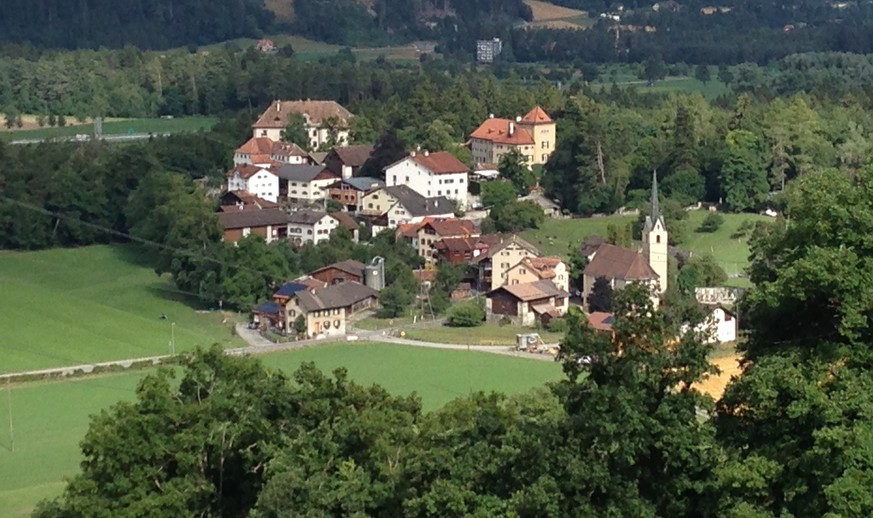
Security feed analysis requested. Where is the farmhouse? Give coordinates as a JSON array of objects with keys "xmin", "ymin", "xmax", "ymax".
[
  {"xmin": 384, "ymin": 150, "xmax": 470, "ymax": 210},
  {"xmin": 270, "ymin": 141, "xmax": 311, "ymax": 165},
  {"xmin": 218, "ymin": 191, "xmax": 278, "ymax": 211},
  {"xmin": 433, "ymin": 234, "xmax": 503, "ymax": 266},
  {"xmin": 486, "ymin": 279, "xmax": 569, "ymax": 327},
  {"xmin": 325, "ymin": 145, "xmax": 374, "ymax": 178},
  {"xmin": 471, "ymin": 234, "xmax": 541, "ymax": 291},
  {"xmin": 274, "ymin": 164, "xmax": 339, "ymax": 203},
  {"xmin": 310, "ymin": 259, "xmax": 366, "ymax": 285},
  {"xmin": 217, "ymin": 208, "xmax": 288, "ymax": 244},
  {"xmin": 325, "ymin": 176, "xmax": 385, "ymax": 212},
  {"xmin": 226, "ymin": 164, "xmax": 279, "ymax": 203},
  {"xmin": 469, "ymin": 107, "xmax": 557, "ymax": 167},
  {"xmin": 280, "ymin": 282, "xmax": 379, "ymax": 338},
  {"xmin": 252, "ymin": 100, "xmax": 353, "ymax": 149},
  {"xmin": 396, "ymin": 218, "xmax": 480, "ymax": 263},
  {"xmin": 359, "ymin": 185, "xmax": 454, "ymax": 229},
  {"xmin": 287, "ymin": 210, "xmax": 338, "ymax": 245},
  {"xmin": 234, "ymin": 137, "xmax": 275, "ymax": 167}
]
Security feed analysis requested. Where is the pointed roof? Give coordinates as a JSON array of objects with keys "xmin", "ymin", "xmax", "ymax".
[
  {"xmin": 521, "ymin": 106, "xmax": 553, "ymax": 124},
  {"xmin": 253, "ymin": 100, "xmax": 353, "ymax": 129},
  {"xmin": 584, "ymin": 243, "xmax": 658, "ymax": 281},
  {"xmin": 236, "ymin": 137, "xmax": 275, "ymax": 155},
  {"xmin": 470, "ymin": 118, "xmax": 535, "ymax": 146},
  {"xmin": 644, "ymin": 170, "xmax": 666, "ymax": 232},
  {"xmin": 471, "ymin": 234, "xmax": 540, "ymax": 263},
  {"xmin": 410, "ymin": 151, "xmax": 471, "ymax": 175}
]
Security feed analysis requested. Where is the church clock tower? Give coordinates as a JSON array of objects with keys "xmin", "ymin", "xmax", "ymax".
[{"xmin": 642, "ymin": 171, "xmax": 669, "ymax": 294}]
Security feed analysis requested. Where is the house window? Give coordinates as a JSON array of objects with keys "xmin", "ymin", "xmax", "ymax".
[
  {"xmin": 512, "ymin": 279, "xmax": 518, "ymax": 284},
  {"xmin": 405, "ymin": 176, "xmax": 409, "ymax": 182},
  {"xmin": 368, "ymin": 203, "xmax": 373, "ymax": 209},
  {"xmin": 656, "ymin": 235, "xmax": 661, "ymax": 244},
  {"xmin": 307, "ymin": 230, "xmax": 313, "ymax": 235},
  {"xmin": 437, "ymin": 191, "xmax": 442, "ymax": 195},
  {"xmin": 520, "ymin": 269, "xmax": 526, "ymax": 274}
]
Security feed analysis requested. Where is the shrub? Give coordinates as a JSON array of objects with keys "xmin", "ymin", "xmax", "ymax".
[
  {"xmin": 698, "ymin": 212, "xmax": 725, "ymax": 233},
  {"xmin": 547, "ymin": 318, "xmax": 568, "ymax": 333},
  {"xmin": 446, "ymin": 301, "xmax": 484, "ymax": 327}
]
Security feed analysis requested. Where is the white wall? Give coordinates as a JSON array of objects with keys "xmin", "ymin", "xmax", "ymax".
[
  {"xmin": 227, "ymin": 169, "xmax": 279, "ymax": 203},
  {"xmin": 385, "ymin": 157, "xmax": 468, "ymax": 210},
  {"xmin": 288, "ymin": 216, "xmax": 338, "ymax": 245}
]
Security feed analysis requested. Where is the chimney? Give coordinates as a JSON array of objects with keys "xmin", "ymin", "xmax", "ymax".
[
  {"xmin": 515, "ymin": 115, "xmax": 522, "ymax": 122},
  {"xmin": 423, "ymin": 150, "xmax": 429, "ymax": 156},
  {"xmin": 489, "ymin": 113, "xmax": 494, "ymax": 119},
  {"xmin": 410, "ymin": 150, "xmax": 416, "ymax": 157},
  {"xmin": 276, "ymin": 100, "xmax": 281, "ymax": 112},
  {"xmin": 509, "ymin": 122, "xmax": 515, "ymax": 136}
]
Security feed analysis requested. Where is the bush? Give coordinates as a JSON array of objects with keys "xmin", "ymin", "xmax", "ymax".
[
  {"xmin": 697, "ymin": 212, "xmax": 725, "ymax": 233},
  {"xmin": 446, "ymin": 301, "xmax": 484, "ymax": 327},
  {"xmin": 546, "ymin": 318, "xmax": 568, "ymax": 333}
]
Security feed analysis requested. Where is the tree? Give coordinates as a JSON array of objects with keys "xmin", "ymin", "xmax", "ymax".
[
  {"xmin": 281, "ymin": 113, "xmax": 309, "ymax": 151},
  {"xmin": 293, "ymin": 315, "xmax": 306, "ymax": 336},
  {"xmin": 694, "ymin": 64, "xmax": 711, "ymax": 85},
  {"xmin": 697, "ymin": 212, "xmax": 724, "ymax": 233},
  {"xmin": 446, "ymin": 301, "xmax": 485, "ymax": 327},
  {"xmin": 481, "ymin": 180, "xmax": 516, "ymax": 209},
  {"xmin": 47, "ymin": 113, "xmax": 57, "ymax": 127},
  {"xmin": 3, "ymin": 105, "xmax": 18, "ymax": 129},
  {"xmin": 606, "ymin": 223, "xmax": 632, "ymax": 248},
  {"xmin": 377, "ymin": 282, "xmax": 413, "ymax": 318},
  {"xmin": 641, "ymin": 55, "xmax": 667, "ymax": 85},
  {"xmin": 490, "ymin": 200, "xmax": 544, "ymax": 232},
  {"xmin": 421, "ymin": 119, "xmax": 456, "ymax": 152},
  {"xmin": 587, "ymin": 276, "xmax": 612, "ymax": 312},
  {"xmin": 717, "ymin": 65, "xmax": 734, "ymax": 86},
  {"xmin": 676, "ymin": 254, "xmax": 727, "ymax": 294},
  {"xmin": 498, "ymin": 149, "xmax": 536, "ymax": 195},
  {"xmin": 719, "ymin": 130, "xmax": 769, "ymax": 211},
  {"xmin": 57, "ymin": 114, "xmax": 67, "ymax": 127},
  {"xmin": 358, "ymin": 130, "xmax": 406, "ymax": 179}
]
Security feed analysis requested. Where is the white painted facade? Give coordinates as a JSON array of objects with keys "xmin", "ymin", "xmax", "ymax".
[
  {"xmin": 254, "ymin": 125, "xmax": 350, "ymax": 150},
  {"xmin": 288, "ymin": 214, "xmax": 339, "ymax": 245},
  {"xmin": 683, "ymin": 306, "xmax": 738, "ymax": 344},
  {"xmin": 227, "ymin": 168, "xmax": 279, "ymax": 203},
  {"xmin": 385, "ymin": 156, "xmax": 469, "ymax": 210},
  {"xmin": 286, "ymin": 177, "xmax": 336, "ymax": 202}
]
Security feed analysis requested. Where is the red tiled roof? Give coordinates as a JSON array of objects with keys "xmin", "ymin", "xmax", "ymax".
[
  {"xmin": 329, "ymin": 212, "xmax": 359, "ymax": 232},
  {"xmin": 469, "ymin": 118, "xmax": 535, "ymax": 146},
  {"xmin": 271, "ymin": 141, "xmax": 308, "ymax": 157},
  {"xmin": 226, "ymin": 164, "xmax": 269, "ymax": 179},
  {"xmin": 411, "ymin": 151, "xmax": 470, "ymax": 175},
  {"xmin": 587, "ymin": 312, "xmax": 614, "ymax": 332},
  {"xmin": 434, "ymin": 234, "xmax": 503, "ymax": 254},
  {"xmin": 219, "ymin": 190, "xmax": 278, "ymax": 210},
  {"xmin": 584, "ymin": 243, "xmax": 658, "ymax": 280},
  {"xmin": 253, "ymin": 100, "xmax": 352, "ymax": 129},
  {"xmin": 521, "ymin": 106, "xmax": 553, "ymax": 124},
  {"xmin": 236, "ymin": 137, "xmax": 275, "ymax": 155},
  {"xmin": 398, "ymin": 218, "xmax": 480, "ymax": 239},
  {"xmin": 413, "ymin": 269, "xmax": 438, "ymax": 282},
  {"xmin": 516, "ymin": 256, "xmax": 564, "ymax": 280}
]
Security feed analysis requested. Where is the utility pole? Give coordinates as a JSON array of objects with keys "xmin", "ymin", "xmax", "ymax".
[
  {"xmin": 6, "ymin": 378, "xmax": 13, "ymax": 452},
  {"xmin": 170, "ymin": 322, "xmax": 176, "ymax": 355}
]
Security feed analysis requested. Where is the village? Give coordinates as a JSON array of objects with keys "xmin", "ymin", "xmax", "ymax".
[{"xmin": 220, "ymin": 99, "xmax": 739, "ymax": 353}]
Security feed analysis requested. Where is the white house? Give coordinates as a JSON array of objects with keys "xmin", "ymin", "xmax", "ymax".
[
  {"xmin": 270, "ymin": 141, "xmax": 311, "ymax": 165},
  {"xmin": 274, "ymin": 164, "xmax": 340, "ymax": 203},
  {"xmin": 226, "ymin": 164, "xmax": 280, "ymax": 203},
  {"xmin": 683, "ymin": 305, "xmax": 738, "ymax": 344},
  {"xmin": 384, "ymin": 151, "xmax": 470, "ymax": 210},
  {"xmin": 252, "ymin": 100, "xmax": 353, "ymax": 149},
  {"xmin": 359, "ymin": 185, "xmax": 454, "ymax": 231},
  {"xmin": 287, "ymin": 210, "xmax": 339, "ymax": 245}
]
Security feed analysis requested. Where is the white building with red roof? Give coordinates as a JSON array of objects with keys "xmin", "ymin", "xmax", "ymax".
[
  {"xmin": 252, "ymin": 100, "xmax": 352, "ymax": 149},
  {"xmin": 234, "ymin": 137, "xmax": 276, "ymax": 167},
  {"xmin": 384, "ymin": 150, "xmax": 470, "ymax": 210},
  {"xmin": 469, "ymin": 106, "xmax": 557, "ymax": 167},
  {"xmin": 226, "ymin": 164, "xmax": 280, "ymax": 203}
]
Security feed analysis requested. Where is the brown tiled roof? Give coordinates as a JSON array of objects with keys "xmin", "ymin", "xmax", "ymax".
[
  {"xmin": 330, "ymin": 145, "xmax": 374, "ymax": 167},
  {"xmin": 489, "ymin": 280, "xmax": 569, "ymax": 302},
  {"xmin": 584, "ymin": 243, "xmax": 658, "ymax": 280},
  {"xmin": 587, "ymin": 312, "xmax": 614, "ymax": 332},
  {"xmin": 311, "ymin": 259, "xmax": 365, "ymax": 279},
  {"xmin": 219, "ymin": 190, "xmax": 278, "ymax": 209},
  {"xmin": 434, "ymin": 234, "xmax": 502, "ymax": 254},
  {"xmin": 516, "ymin": 256, "xmax": 564, "ymax": 280},
  {"xmin": 253, "ymin": 100, "xmax": 352, "ymax": 129},
  {"xmin": 411, "ymin": 151, "xmax": 470, "ymax": 175},
  {"xmin": 424, "ymin": 218, "xmax": 479, "ymax": 237},
  {"xmin": 329, "ymin": 212, "xmax": 359, "ymax": 232},
  {"xmin": 217, "ymin": 208, "xmax": 287, "ymax": 230},
  {"xmin": 296, "ymin": 281, "xmax": 378, "ymax": 312},
  {"xmin": 531, "ymin": 303, "xmax": 561, "ymax": 318},
  {"xmin": 236, "ymin": 137, "xmax": 275, "ymax": 155},
  {"xmin": 580, "ymin": 235, "xmax": 606, "ymax": 258},
  {"xmin": 271, "ymin": 141, "xmax": 309, "ymax": 157},
  {"xmin": 288, "ymin": 210, "xmax": 331, "ymax": 225},
  {"xmin": 471, "ymin": 234, "xmax": 540, "ymax": 263},
  {"xmin": 226, "ymin": 164, "xmax": 271, "ymax": 179},
  {"xmin": 521, "ymin": 106, "xmax": 553, "ymax": 124},
  {"xmin": 296, "ymin": 276, "xmax": 327, "ymax": 290},
  {"xmin": 469, "ymin": 118, "xmax": 535, "ymax": 146}
]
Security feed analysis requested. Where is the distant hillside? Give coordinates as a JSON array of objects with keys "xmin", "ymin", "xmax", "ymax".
[{"xmin": 0, "ymin": 0, "xmax": 275, "ymax": 50}]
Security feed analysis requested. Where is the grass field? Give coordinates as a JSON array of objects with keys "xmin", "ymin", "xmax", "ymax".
[
  {"xmin": 403, "ymin": 324, "xmax": 563, "ymax": 346},
  {"xmin": 523, "ymin": 0, "xmax": 592, "ymax": 29},
  {"xmin": 0, "ymin": 246, "xmax": 243, "ymax": 373},
  {"xmin": 523, "ymin": 211, "xmax": 769, "ymax": 280},
  {"xmin": 353, "ymin": 315, "xmax": 417, "ymax": 330},
  {"xmin": 0, "ymin": 343, "xmax": 562, "ymax": 516},
  {"xmin": 199, "ymin": 34, "xmax": 420, "ymax": 62},
  {"xmin": 0, "ymin": 116, "xmax": 217, "ymax": 141}
]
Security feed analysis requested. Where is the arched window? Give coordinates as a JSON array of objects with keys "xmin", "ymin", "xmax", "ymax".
[{"xmin": 656, "ymin": 235, "xmax": 661, "ymax": 244}]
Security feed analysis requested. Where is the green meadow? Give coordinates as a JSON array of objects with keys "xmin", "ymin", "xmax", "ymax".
[
  {"xmin": 0, "ymin": 246, "xmax": 243, "ymax": 373},
  {"xmin": 0, "ymin": 116, "xmax": 217, "ymax": 142}
]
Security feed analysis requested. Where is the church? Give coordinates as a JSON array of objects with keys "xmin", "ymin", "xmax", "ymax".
[{"xmin": 582, "ymin": 172, "xmax": 669, "ymax": 308}]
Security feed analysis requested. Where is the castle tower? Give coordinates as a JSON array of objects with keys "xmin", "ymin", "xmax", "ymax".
[{"xmin": 642, "ymin": 171, "xmax": 669, "ymax": 294}]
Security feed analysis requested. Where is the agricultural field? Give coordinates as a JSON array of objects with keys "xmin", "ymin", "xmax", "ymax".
[
  {"xmin": 523, "ymin": 211, "xmax": 769, "ymax": 281},
  {"xmin": 199, "ymin": 34, "xmax": 422, "ymax": 62},
  {"xmin": 0, "ymin": 343, "xmax": 563, "ymax": 517},
  {"xmin": 0, "ymin": 246, "xmax": 243, "ymax": 373},
  {"xmin": 402, "ymin": 324, "xmax": 564, "ymax": 346},
  {"xmin": 523, "ymin": 0, "xmax": 593, "ymax": 29},
  {"xmin": 0, "ymin": 116, "xmax": 217, "ymax": 142}
]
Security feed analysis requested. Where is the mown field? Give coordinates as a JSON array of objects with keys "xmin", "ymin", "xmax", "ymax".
[
  {"xmin": 523, "ymin": 211, "xmax": 769, "ymax": 282},
  {"xmin": 0, "ymin": 116, "xmax": 217, "ymax": 141},
  {"xmin": 199, "ymin": 34, "xmax": 421, "ymax": 62},
  {"xmin": 0, "ymin": 343, "xmax": 563, "ymax": 517},
  {"xmin": 403, "ymin": 324, "xmax": 564, "ymax": 346},
  {"xmin": 0, "ymin": 246, "xmax": 243, "ymax": 373}
]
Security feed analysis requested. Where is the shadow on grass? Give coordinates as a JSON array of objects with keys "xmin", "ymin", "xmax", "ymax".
[{"xmin": 109, "ymin": 243, "xmax": 157, "ymax": 269}]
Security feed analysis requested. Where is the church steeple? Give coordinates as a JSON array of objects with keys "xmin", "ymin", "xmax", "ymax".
[
  {"xmin": 650, "ymin": 170, "xmax": 660, "ymax": 223},
  {"xmin": 642, "ymin": 169, "xmax": 668, "ymax": 295}
]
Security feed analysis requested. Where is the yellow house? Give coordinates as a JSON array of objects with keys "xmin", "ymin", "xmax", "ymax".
[
  {"xmin": 469, "ymin": 106, "xmax": 557, "ymax": 167},
  {"xmin": 471, "ymin": 234, "xmax": 541, "ymax": 291},
  {"xmin": 505, "ymin": 256, "xmax": 570, "ymax": 294}
]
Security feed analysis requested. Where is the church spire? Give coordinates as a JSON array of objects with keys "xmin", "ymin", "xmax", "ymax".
[{"xmin": 651, "ymin": 169, "xmax": 660, "ymax": 222}]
